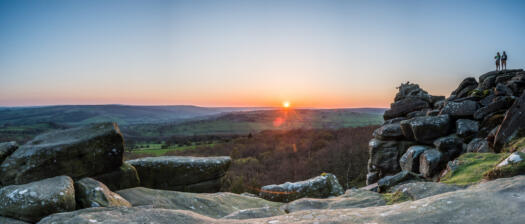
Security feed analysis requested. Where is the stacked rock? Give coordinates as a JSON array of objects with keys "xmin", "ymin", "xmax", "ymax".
[{"xmin": 367, "ymin": 69, "xmax": 525, "ymax": 185}]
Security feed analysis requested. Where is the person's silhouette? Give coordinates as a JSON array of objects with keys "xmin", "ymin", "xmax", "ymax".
[
  {"xmin": 501, "ymin": 51, "xmax": 507, "ymax": 71},
  {"xmin": 495, "ymin": 52, "xmax": 501, "ymax": 71}
]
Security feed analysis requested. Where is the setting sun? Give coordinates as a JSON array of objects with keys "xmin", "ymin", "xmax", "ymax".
[{"xmin": 283, "ymin": 101, "xmax": 290, "ymax": 108}]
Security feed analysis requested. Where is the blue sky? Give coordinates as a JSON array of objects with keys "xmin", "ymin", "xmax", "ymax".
[{"xmin": 1, "ymin": 0, "xmax": 524, "ymax": 107}]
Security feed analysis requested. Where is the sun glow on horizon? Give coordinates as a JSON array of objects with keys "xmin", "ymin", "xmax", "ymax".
[{"xmin": 282, "ymin": 101, "xmax": 290, "ymax": 108}]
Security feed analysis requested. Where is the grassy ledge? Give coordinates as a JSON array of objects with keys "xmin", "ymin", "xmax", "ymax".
[{"xmin": 440, "ymin": 153, "xmax": 508, "ymax": 186}]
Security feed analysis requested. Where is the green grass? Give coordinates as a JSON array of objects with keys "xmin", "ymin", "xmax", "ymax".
[
  {"xmin": 440, "ymin": 153, "xmax": 508, "ymax": 186},
  {"xmin": 131, "ymin": 143, "xmax": 217, "ymax": 156},
  {"xmin": 504, "ymin": 137, "xmax": 525, "ymax": 153},
  {"xmin": 483, "ymin": 152, "xmax": 525, "ymax": 180}
]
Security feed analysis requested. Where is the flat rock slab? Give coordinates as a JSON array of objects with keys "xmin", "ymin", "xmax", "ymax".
[
  {"xmin": 283, "ymin": 188, "xmax": 386, "ymax": 213},
  {"xmin": 389, "ymin": 181, "xmax": 464, "ymax": 200},
  {"xmin": 0, "ymin": 176, "xmax": 75, "ymax": 222},
  {"xmin": 0, "ymin": 123, "xmax": 124, "ymax": 185},
  {"xmin": 116, "ymin": 187, "xmax": 281, "ymax": 218},
  {"xmin": 37, "ymin": 207, "xmax": 221, "ymax": 224},
  {"xmin": 259, "ymin": 173, "xmax": 344, "ymax": 202},
  {"xmin": 127, "ymin": 156, "xmax": 231, "ymax": 192},
  {"xmin": 0, "ymin": 216, "xmax": 29, "ymax": 224}
]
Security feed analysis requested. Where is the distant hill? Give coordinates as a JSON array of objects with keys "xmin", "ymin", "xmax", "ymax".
[
  {"xmin": 0, "ymin": 105, "xmax": 385, "ymax": 142},
  {"xmin": 0, "ymin": 105, "xmax": 270, "ymax": 125}
]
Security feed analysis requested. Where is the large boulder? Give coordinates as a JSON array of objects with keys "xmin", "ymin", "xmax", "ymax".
[
  {"xmin": 0, "ymin": 123, "xmax": 124, "ymax": 185},
  {"xmin": 466, "ymin": 138, "xmax": 491, "ymax": 153},
  {"xmin": 116, "ymin": 187, "xmax": 281, "ymax": 218},
  {"xmin": 401, "ymin": 115, "xmax": 451, "ymax": 144},
  {"xmin": 92, "ymin": 162, "xmax": 140, "ymax": 191},
  {"xmin": 433, "ymin": 135, "xmax": 464, "ymax": 161},
  {"xmin": 384, "ymin": 97, "xmax": 430, "ymax": 120},
  {"xmin": 394, "ymin": 82, "xmax": 432, "ymax": 102},
  {"xmin": 439, "ymin": 100, "xmax": 479, "ymax": 118},
  {"xmin": 74, "ymin": 177, "xmax": 131, "ymax": 209},
  {"xmin": 494, "ymin": 91, "xmax": 525, "ymax": 152},
  {"xmin": 0, "ymin": 142, "xmax": 17, "ymax": 164},
  {"xmin": 127, "ymin": 156, "xmax": 231, "ymax": 192},
  {"xmin": 451, "ymin": 77, "xmax": 478, "ymax": 99},
  {"xmin": 419, "ymin": 149, "xmax": 444, "ymax": 178},
  {"xmin": 0, "ymin": 176, "xmax": 75, "ymax": 222},
  {"xmin": 399, "ymin": 145, "xmax": 432, "ymax": 172},
  {"xmin": 259, "ymin": 173, "xmax": 344, "ymax": 202},
  {"xmin": 367, "ymin": 139, "xmax": 415, "ymax": 184},
  {"xmin": 473, "ymin": 96, "xmax": 514, "ymax": 120},
  {"xmin": 456, "ymin": 119, "xmax": 479, "ymax": 140},
  {"xmin": 372, "ymin": 123, "xmax": 404, "ymax": 140}
]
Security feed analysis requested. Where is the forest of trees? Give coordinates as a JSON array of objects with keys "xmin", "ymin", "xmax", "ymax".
[{"xmin": 126, "ymin": 125, "xmax": 377, "ymax": 194}]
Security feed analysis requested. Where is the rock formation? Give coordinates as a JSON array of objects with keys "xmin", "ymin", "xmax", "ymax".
[{"xmin": 367, "ymin": 69, "xmax": 525, "ymax": 184}]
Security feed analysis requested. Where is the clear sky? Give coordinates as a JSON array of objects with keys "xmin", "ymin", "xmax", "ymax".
[{"xmin": 1, "ymin": 0, "xmax": 524, "ymax": 108}]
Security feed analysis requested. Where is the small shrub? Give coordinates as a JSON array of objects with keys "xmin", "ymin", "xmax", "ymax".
[{"xmin": 382, "ymin": 191, "xmax": 411, "ymax": 205}]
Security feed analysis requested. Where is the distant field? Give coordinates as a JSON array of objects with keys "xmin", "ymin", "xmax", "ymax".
[
  {"xmin": 130, "ymin": 143, "xmax": 217, "ymax": 156},
  {"xmin": 122, "ymin": 109, "xmax": 384, "ymax": 138}
]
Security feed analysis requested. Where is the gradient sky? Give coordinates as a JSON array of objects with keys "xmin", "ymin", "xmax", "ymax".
[{"xmin": 1, "ymin": 0, "xmax": 524, "ymax": 108}]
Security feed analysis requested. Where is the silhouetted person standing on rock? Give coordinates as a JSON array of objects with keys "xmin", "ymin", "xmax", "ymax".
[
  {"xmin": 495, "ymin": 52, "xmax": 501, "ymax": 71},
  {"xmin": 501, "ymin": 51, "xmax": 507, "ymax": 71}
]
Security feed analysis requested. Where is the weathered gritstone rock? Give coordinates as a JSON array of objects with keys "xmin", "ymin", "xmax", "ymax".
[
  {"xmin": 419, "ymin": 149, "xmax": 444, "ymax": 178},
  {"xmin": 282, "ymin": 188, "xmax": 386, "ymax": 213},
  {"xmin": 466, "ymin": 138, "xmax": 490, "ymax": 153},
  {"xmin": 439, "ymin": 100, "xmax": 479, "ymax": 118},
  {"xmin": 383, "ymin": 97, "xmax": 430, "ymax": 120},
  {"xmin": 372, "ymin": 123, "xmax": 404, "ymax": 140},
  {"xmin": 456, "ymin": 119, "xmax": 479, "ymax": 140},
  {"xmin": 0, "ymin": 176, "xmax": 75, "ymax": 222},
  {"xmin": 367, "ymin": 139, "xmax": 415, "ymax": 184},
  {"xmin": 494, "ymin": 91, "xmax": 525, "ymax": 152},
  {"xmin": 394, "ymin": 82, "xmax": 432, "ymax": 102},
  {"xmin": 389, "ymin": 181, "xmax": 463, "ymax": 200},
  {"xmin": 377, "ymin": 171, "xmax": 422, "ymax": 192},
  {"xmin": 451, "ymin": 77, "xmax": 478, "ymax": 99},
  {"xmin": 433, "ymin": 135, "xmax": 464, "ymax": 161},
  {"xmin": 127, "ymin": 156, "xmax": 231, "ymax": 192},
  {"xmin": 37, "ymin": 176, "xmax": 525, "ymax": 224},
  {"xmin": 0, "ymin": 216, "xmax": 29, "ymax": 224},
  {"xmin": 400, "ymin": 145, "xmax": 432, "ymax": 172},
  {"xmin": 473, "ymin": 96, "xmax": 513, "ymax": 120},
  {"xmin": 0, "ymin": 123, "xmax": 124, "ymax": 185},
  {"xmin": 494, "ymin": 83, "xmax": 513, "ymax": 96},
  {"xmin": 37, "ymin": 207, "xmax": 221, "ymax": 224},
  {"xmin": 259, "ymin": 173, "xmax": 344, "ymax": 202},
  {"xmin": 92, "ymin": 162, "xmax": 140, "ymax": 191},
  {"xmin": 402, "ymin": 115, "xmax": 451, "ymax": 144},
  {"xmin": 0, "ymin": 142, "xmax": 18, "ymax": 164},
  {"xmin": 116, "ymin": 187, "xmax": 281, "ymax": 218},
  {"xmin": 221, "ymin": 206, "xmax": 285, "ymax": 219},
  {"xmin": 74, "ymin": 177, "xmax": 131, "ymax": 209}
]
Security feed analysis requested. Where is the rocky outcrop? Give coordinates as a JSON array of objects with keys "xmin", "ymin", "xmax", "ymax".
[
  {"xmin": 74, "ymin": 177, "xmax": 131, "ymax": 209},
  {"xmin": 0, "ymin": 176, "xmax": 75, "ymax": 222},
  {"xmin": 127, "ymin": 156, "xmax": 231, "ymax": 192},
  {"xmin": 92, "ymin": 162, "xmax": 140, "ymax": 191},
  {"xmin": 116, "ymin": 187, "xmax": 281, "ymax": 218},
  {"xmin": 0, "ymin": 142, "xmax": 17, "ymax": 164},
  {"xmin": 0, "ymin": 123, "xmax": 124, "ymax": 185},
  {"xmin": 367, "ymin": 69, "xmax": 525, "ymax": 184},
  {"xmin": 259, "ymin": 173, "xmax": 344, "ymax": 202},
  {"xmin": 37, "ymin": 176, "xmax": 525, "ymax": 223},
  {"xmin": 377, "ymin": 171, "xmax": 422, "ymax": 192}
]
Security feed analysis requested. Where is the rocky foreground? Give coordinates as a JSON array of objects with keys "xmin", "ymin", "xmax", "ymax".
[{"xmin": 1, "ymin": 69, "xmax": 525, "ymax": 223}]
